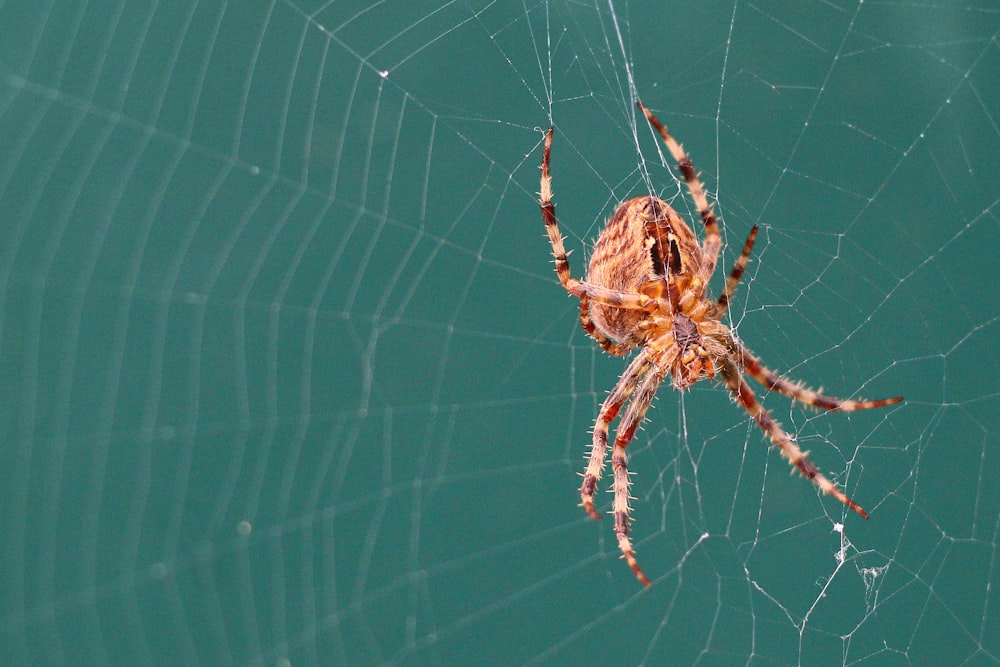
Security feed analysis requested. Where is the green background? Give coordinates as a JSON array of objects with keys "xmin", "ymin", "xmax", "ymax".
[{"xmin": 2, "ymin": 1, "xmax": 998, "ymax": 665}]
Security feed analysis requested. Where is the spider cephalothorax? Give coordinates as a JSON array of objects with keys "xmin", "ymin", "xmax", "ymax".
[{"xmin": 539, "ymin": 101, "xmax": 902, "ymax": 586}]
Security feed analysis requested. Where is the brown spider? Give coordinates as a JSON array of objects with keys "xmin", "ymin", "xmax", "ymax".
[{"xmin": 539, "ymin": 101, "xmax": 903, "ymax": 586}]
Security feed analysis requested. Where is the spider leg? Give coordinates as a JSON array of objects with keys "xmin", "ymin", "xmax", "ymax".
[
  {"xmin": 637, "ymin": 102, "xmax": 721, "ymax": 287},
  {"xmin": 609, "ymin": 361, "xmax": 668, "ymax": 587},
  {"xmin": 581, "ymin": 348, "xmax": 653, "ymax": 521},
  {"xmin": 738, "ymin": 344, "xmax": 904, "ymax": 411},
  {"xmin": 540, "ymin": 128, "xmax": 658, "ymax": 312},
  {"xmin": 720, "ymin": 360, "xmax": 870, "ymax": 518},
  {"xmin": 579, "ymin": 292, "xmax": 635, "ymax": 356},
  {"xmin": 717, "ymin": 225, "xmax": 758, "ymax": 314}
]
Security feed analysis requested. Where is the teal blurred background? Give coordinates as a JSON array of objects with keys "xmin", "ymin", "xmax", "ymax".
[{"xmin": 1, "ymin": 1, "xmax": 998, "ymax": 665}]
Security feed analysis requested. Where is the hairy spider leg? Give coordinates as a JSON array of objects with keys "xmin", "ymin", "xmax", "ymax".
[
  {"xmin": 540, "ymin": 128, "xmax": 659, "ymax": 312},
  {"xmin": 638, "ymin": 102, "xmax": 721, "ymax": 289},
  {"xmin": 722, "ymin": 360, "xmax": 875, "ymax": 518},
  {"xmin": 581, "ymin": 349, "xmax": 653, "ymax": 521},
  {"xmin": 738, "ymin": 345, "xmax": 904, "ymax": 412},
  {"xmin": 717, "ymin": 225, "xmax": 758, "ymax": 314},
  {"xmin": 579, "ymin": 292, "xmax": 633, "ymax": 356},
  {"xmin": 609, "ymin": 358, "xmax": 671, "ymax": 587}
]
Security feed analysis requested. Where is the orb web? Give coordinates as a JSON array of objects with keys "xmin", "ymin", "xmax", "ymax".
[{"xmin": 1, "ymin": 1, "xmax": 998, "ymax": 665}]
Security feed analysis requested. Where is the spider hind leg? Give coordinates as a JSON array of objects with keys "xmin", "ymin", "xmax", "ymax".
[{"xmin": 718, "ymin": 225, "xmax": 758, "ymax": 314}]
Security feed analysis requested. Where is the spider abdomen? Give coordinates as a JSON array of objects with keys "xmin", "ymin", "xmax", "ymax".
[{"xmin": 586, "ymin": 196, "xmax": 702, "ymax": 344}]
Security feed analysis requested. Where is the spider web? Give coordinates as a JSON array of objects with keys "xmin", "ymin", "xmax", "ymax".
[{"xmin": 1, "ymin": 0, "xmax": 998, "ymax": 664}]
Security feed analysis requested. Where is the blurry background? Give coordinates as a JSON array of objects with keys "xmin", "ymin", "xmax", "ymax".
[{"xmin": 1, "ymin": 1, "xmax": 998, "ymax": 665}]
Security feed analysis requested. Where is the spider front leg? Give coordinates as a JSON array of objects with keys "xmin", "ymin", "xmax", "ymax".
[
  {"xmin": 580, "ymin": 347, "xmax": 666, "ymax": 587},
  {"xmin": 581, "ymin": 349, "xmax": 652, "ymax": 520},
  {"xmin": 608, "ymin": 364, "xmax": 669, "ymax": 587},
  {"xmin": 720, "ymin": 361, "xmax": 870, "ymax": 518}
]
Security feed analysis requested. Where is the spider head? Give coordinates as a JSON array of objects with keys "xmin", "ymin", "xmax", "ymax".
[{"xmin": 670, "ymin": 313, "xmax": 724, "ymax": 389}]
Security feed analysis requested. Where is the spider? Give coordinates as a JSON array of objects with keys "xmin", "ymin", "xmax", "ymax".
[{"xmin": 539, "ymin": 101, "xmax": 903, "ymax": 586}]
